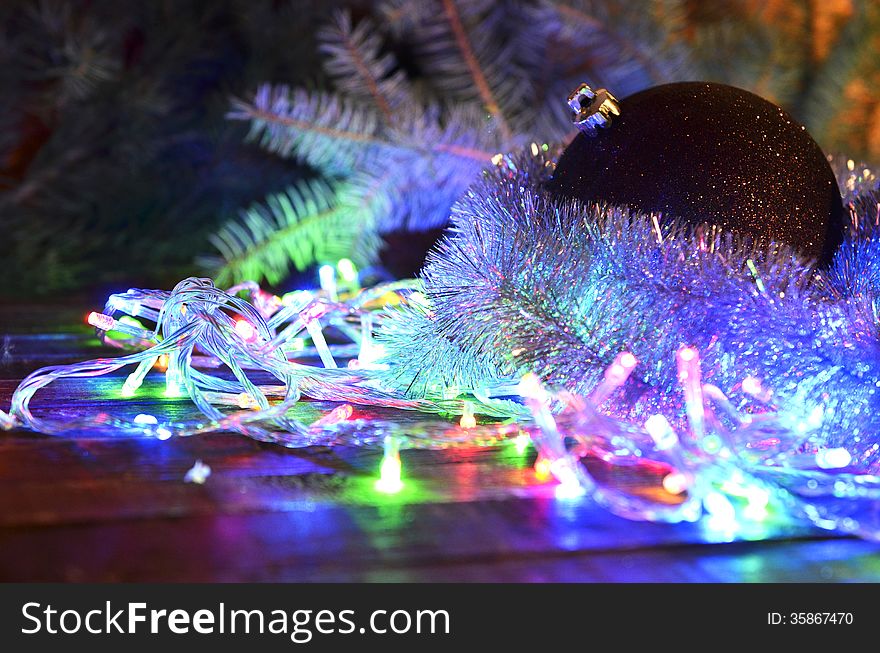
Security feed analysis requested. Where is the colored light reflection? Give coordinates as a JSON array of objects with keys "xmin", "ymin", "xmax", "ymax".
[{"xmin": 552, "ymin": 461, "xmax": 587, "ymax": 500}]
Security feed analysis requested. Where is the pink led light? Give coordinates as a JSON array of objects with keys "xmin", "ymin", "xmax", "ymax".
[
  {"xmin": 662, "ymin": 472, "xmax": 688, "ymax": 495},
  {"xmin": 301, "ymin": 302, "xmax": 328, "ymax": 322},
  {"xmin": 87, "ymin": 312, "xmax": 115, "ymax": 331},
  {"xmin": 678, "ymin": 346, "xmax": 697, "ymax": 362},
  {"xmin": 742, "ymin": 376, "xmax": 762, "ymax": 396},
  {"xmin": 311, "ymin": 403, "xmax": 354, "ymax": 427},
  {"xmin": 234, "ymin": 319, "xmax": 257, "ymax": 343}
]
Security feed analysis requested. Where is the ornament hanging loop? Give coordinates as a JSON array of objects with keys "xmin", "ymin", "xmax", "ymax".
[{"xmin": 567, "ymin": 83, "xmax": 620, "ymax": 136}]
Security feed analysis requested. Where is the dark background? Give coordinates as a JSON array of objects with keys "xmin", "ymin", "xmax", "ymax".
[
  {"xmin": 1, "ymin": 0, "xmax": 876, "ymax": 300},
  {"xmin": 1, "ymin": 0, "xmax": 354, "ymax": 300}
]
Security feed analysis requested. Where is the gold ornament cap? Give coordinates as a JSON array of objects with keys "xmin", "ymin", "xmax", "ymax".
[{"xmin": 568, "ymin": 83, "xmax": 620, "ymax": 136}]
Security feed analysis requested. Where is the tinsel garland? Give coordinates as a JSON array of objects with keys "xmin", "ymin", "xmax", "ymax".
[
  {"xmin": 381, "ymin": 151, "xmax": 880, "ymax": 466},
  {"xmin": 4, "ymin": 150, "xmax": 880, "ymax": 539}
]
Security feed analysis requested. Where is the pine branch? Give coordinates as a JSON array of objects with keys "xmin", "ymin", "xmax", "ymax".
[
  {"xmin": 797, "ymin": 2, "xmax": 871, "ymax": 143},
  {"xmin": 318, "ymin": 10, "xmax": 407, "ymax": 122},
  {"xmin": 217, "ymin": 0, "xmax": 696, "ymax": 286},
  {"xmin": 216, "ymin": 73, "xmax": 501, "ymax": 283},
  {"xmin": 377, "ymin": 297, "xmax": 507, "ymax": 395},
  {"xmin": 230, "ymin": 84, "xmax": 497, "ymax": 168},
  {"xmin": 207, "ymin": 173, "xmax": 398, "ymax": 286},
  {"xmin": 208, "ymin": 180, "xmax": 355, "ymax": 286},
  {"xmin": 439, "ymin": 0, "xmax": 511, "ymax": 139},
  {"xmin": 228, "ymin": 85, "xmax": 386, "ymax": 176},
  {"xmin": 690, "ymin": 21, "xmax": 800, "ymax": 105},
  {"xmin": 383, "ymin": 0, "xmax": 536, "ymax": 138},
  {"xmin": 17, "ymin": 0, "xmax": 120, "ymax": 106},
  {"xmin": 551, "ymin": 0, "xmax": 690, "ymax": 88}
]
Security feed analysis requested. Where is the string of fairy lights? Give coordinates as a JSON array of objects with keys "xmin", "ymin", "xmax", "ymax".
[
  {"xmin": 2, "ymin": 254, "xmax": 879, "ymax": 540},
  {"xmin": 2, "ymin": 262, "xmax": 527, "ymax": 494}
]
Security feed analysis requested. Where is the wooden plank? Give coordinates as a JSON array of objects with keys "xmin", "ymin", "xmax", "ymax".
[
  {"xmin": 1, "ymin": 310, "xmax": 879, "ymax": 582},
  {"xmin": 0, "ymin": 506, "xmax": 875, "ymax": 582}
]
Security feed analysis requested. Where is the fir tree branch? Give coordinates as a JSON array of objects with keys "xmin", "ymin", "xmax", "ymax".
[
  {"xmin": 440, "ymin": 0, "xmax": 511, "ymax": 139},
  {"xmin": 341, "ymin": 42, "xmax": 393, "ymax": 122},
  {"xmin": 210, "ymin": 180, "xmax": 354, "ymax": 286},
  {"xmin": 231, "ymin": 88, "xmax": 495, "ymax": 164},
  {"xmin": 209, "ymin": 172, "xmax": 396, "ymax": 286},
  {"xmin": 231, "ymin": 92, "xmax": 382, "ymax": 146},
  {"xmin": 319, "ymin": 11, "xmax": 402, "ymax": 122},
  {"xmin": 430, "ymin": 142, "xmax": 494, "ymax": 162},
  {"xmin": 797, "ymin": 2, "xmax": 871, "ymax": 143},
  {"xmin": 553, "ymin": 0, "xmax": 675, "ymax": 85}
]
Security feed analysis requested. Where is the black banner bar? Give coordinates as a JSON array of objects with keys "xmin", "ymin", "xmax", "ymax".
[{"xmin": 0, "ymin": 583, "xmax": 874, "ymax": 650}]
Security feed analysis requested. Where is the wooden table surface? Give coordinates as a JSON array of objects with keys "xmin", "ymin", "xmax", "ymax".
[{"xmin": 2, "ymin": 303, "xmax": 879, "ymax": 582}]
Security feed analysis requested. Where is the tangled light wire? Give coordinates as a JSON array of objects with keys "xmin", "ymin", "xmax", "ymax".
[
  {"xmin": 5, "ymin": 266, "xmax": 534, "ymax": 452},
  {"xmin": 2, "ymin": 259, "xmax": 880, "ymax": 540}
]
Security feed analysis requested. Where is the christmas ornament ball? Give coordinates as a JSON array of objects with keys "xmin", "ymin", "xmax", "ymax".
[{"xmin": 547, "ymin": 82, "xmax": 845, "ymax": 265}]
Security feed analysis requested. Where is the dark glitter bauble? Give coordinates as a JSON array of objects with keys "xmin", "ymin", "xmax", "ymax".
[{"xmin": 547, "ymin": 82, "xmax": 845, "ymax": 265}]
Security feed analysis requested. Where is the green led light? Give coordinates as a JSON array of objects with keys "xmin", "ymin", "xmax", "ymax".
[
  {"xmin": 375, "ymin": 454, "xmax": 403, "ymax": 494},
  {"xmin": 337, "ymin": 258, "xmax": 358, "ymax": 283},
  {"xmin": 117, "ymin": 316, "xmax": 145, "ymax": 329},
  {"xmin": 701, "ymin": 434, "xmax": 723, "ymax": 454}
]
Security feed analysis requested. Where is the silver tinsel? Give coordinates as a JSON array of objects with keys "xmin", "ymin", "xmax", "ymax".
[{"xmin": 379, "ymin": 150, "xmax": 880, "ymax": 472}]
